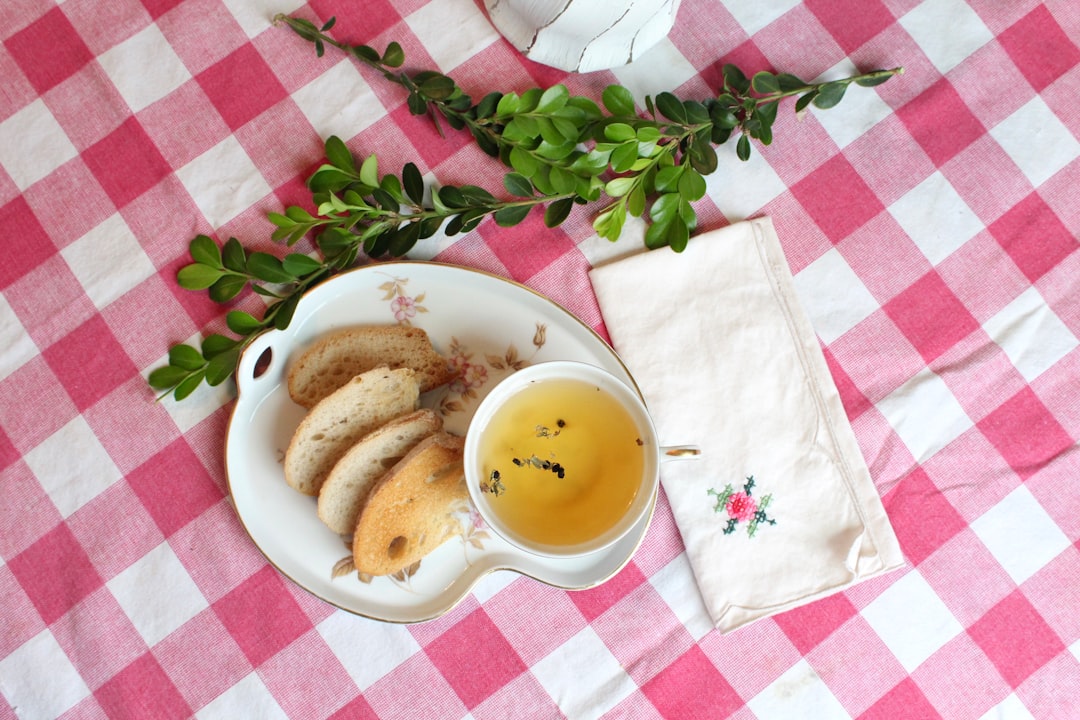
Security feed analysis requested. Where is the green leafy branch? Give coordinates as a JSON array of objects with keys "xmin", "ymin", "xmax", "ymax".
[
  {"xmin": 273, "ymin": 14, "xmax": 901, "ymax": 249},
  {"xmin": 149, "ymin": 14, "xmax": 901, "ymax": 401}
]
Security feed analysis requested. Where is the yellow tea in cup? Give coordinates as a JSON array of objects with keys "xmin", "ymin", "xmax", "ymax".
[
  {"xmin": 465, "ymin": 361, "xmax": 660, "ymax": 558},
  {"xmin": 477, "ymin": 377, "xmax": 645, "ymax": 546}
]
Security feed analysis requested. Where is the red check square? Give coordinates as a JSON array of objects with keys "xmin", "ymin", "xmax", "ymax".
[
  {"xmin": 968, "ymin": 590, "xmax": 1067, "ymax": 689},
  {"xmin": 94, "ymin": 652, "xmax": 192, "ymax": 720},
  {"xmin": 791, "ymin": 154, "xmax": 884, "ymax": 244},
  {"xmin": 212, "ymin": 565, "xmax": 313, "ymax": 667},
  {"xmin": 308, "ymin": 0, "xmax": 403, "ymax": 44},
  {"xmin": 3, "ymin": 7, "xmax": 94, "ymax": 94},
  {"xmin": 883, "ymin": 270, "xmax": 980, "ymax": 364},
  {"xmin": 882, "ymin": 468, "xmax": 967, "ymax": 565},
  {"xmin": 0, "ymin": 196, "xmax": 56, "ymax": 290},
  {"xmin": 42, "ymin": 315, "xmax": 138, "ymax": 412},
  {"xmin": 126, "ymin": 438, "xmax": 224, "ymax": 537},
  {"xmin": 643, "ymin": 646, "xmax": 744, "ymax": 719},
  {"xmin": 196, "ymin": 43, "xmax": 289, "ymax": 132},
  {"xmin": 568, "ymin": 561, "xmax": 647, "ymax": 622},
  {"xmin": 976, "ymin": 387, "xmax": 1074, "ymax": 482},
  {"xmin": 897, "ymin": 79, "xmax": 986, "ymax": 167},
  {"xmin": 998, "ymin": 5, "xmax": 1080, "ymax": 93},
  {"xmin": 425, "ymin": 609, "xmax": 528, "ymax": 708},
  {"xmin": 804, "ymin": 0, "xmax": 895, "ymax": 55},
  {"xmin": 480, "ymin": 211, "xmax": 579, "ymax": 284},
  {"xmin": 139, "ymin": 0, "xmax": 186, "ymax": 20},
  {"xmin": 8, "ymin": 522, "xmax": 103, "ymax": 624},
  {"xmin": 774, "ymin": 591, "xmax": 858, "ymax": 654},
  {"xmin": 82, "ymin": 117, "xmax": 172, "ymax": 209},
  {"xmin": 989, "ymin": 192, "xmax": 1079, "ymax": 284},
  {"xmin": 858, "ymin": 678, "xmax": 942, "ymax": 720}
]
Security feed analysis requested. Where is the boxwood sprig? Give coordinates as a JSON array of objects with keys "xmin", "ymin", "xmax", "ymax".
[{"xmin": 150, "ymin": 15, "xmax": 901, "ymax": 401}]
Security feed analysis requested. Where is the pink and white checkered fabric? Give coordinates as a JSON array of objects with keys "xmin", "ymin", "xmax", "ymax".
[{"xmin": 2, "ymin": 0, "xmax": 1078, "ymax": 717}]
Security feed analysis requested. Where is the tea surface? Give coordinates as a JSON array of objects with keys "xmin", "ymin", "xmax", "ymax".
[{"xmin": 477, "ymin": 377, "xmax": 646, "ymax": 546}]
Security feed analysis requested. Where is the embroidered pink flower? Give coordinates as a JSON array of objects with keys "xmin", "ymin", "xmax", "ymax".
[
  {"xmin": 725, "ymin": 491, "xmax": 757, "ymax": 522},
  {"xmin": 390, "ymin": 295, "xmax": 417, "ymax": 322}
]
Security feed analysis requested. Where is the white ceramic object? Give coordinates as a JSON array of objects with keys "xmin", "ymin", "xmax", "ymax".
[
  {"xmin": 484, "ymin": 0, "xmax": 683, "ymax": 73},
  {"xmin": 464, "ymin": 360, "xmax": 661, "ymax": 558},
  {"xmin": 225, "ymin": 261, "xmax": 654, "ymax": 622}
]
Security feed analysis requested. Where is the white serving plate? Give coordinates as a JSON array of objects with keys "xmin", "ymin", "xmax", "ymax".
[{"xmin": 224, "ymin": 261, "xmax": 654, "ymax": 622}]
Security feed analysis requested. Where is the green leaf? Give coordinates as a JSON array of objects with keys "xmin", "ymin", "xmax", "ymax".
[
  {"xmin": 436, "ymin": 186, "xmax": 467, "ymax": 209},
  {"xmin": 406, "ymin": 93, "xmax": 427, "ymax": 115},
  {"xmin": 271, "ymin": 292, "xmax": 302, "ymax": 331},
  {"xmin": 189, "ymin": 235, "xmax": 222, "ymax": 268},
  {"xmin": 359, "ymin": 154, "xmax": 379, "ymax": 187},
  {"xmin": 654, "ymin": 92, "xmax": 687, "ymax": 123},
  {"xmin": 494, "ymin": 204, "xmax": 531, "ymax": 227},
  {"xmin": 750, "ymin": 71, "xmax": 779, "ymax": 95},
  {"xmin": 226, "ymin": 310, "xmax": 262, "ymax": 335},
  {"xmin": 722, "ymin": 64, "xmax": 750, "ymax": 93},
  {"xmin": 496, "ymin": 92, "xmax": 520, "ymax": 116},
  {"xmin": 246, "ymin": 252, "xmax": 296, "ymax": 284},
  {"xmin": 201, "ymin": 334, "xmax": 236, "ymax": 359},
  {"xmin": 601, "ymin": 85, "xmax": 636, "ymax": 116},
  {"xmin": 812, "ymin": 82, "xmax": 847, "ymax": 109},
  {"xmin": 205, "ymin": 347, "xmax": 240, "ymax": 386},
  {"xmin": 536, "ymin": 84, "xmax": 569, "ymax": 113},
  {"xmin": 208, "ymin": 274, "xmax": 248, "ymax": 303},
  {"xmin": 776, "ymin": 73, "xmax": 807, "ymax": 92},
  {"xmin": 655, "ymin": 165, "xmax": 683, "ymax": 193},
  {"xmin": 794, "ymin": 90, "xmax": 818, "ymax": 113},
  {"xmin": 320, "ymin": 16, "xmax": 336, "ymax": 31},
  {"xmin": 380, "ymin": 173, "xmax": 403, "ymax": 202},
  {"xmin": 678, "ymin": 168, "xmax": 707, "ymax": 201},
  {"xmin": 460, "ymin": 185, "xmax": 496, "ymax": 205},
  {"xmin": 148, "ymin": 364, "xmax": 191, "ymax": 390},
  {"xmin": 504, "ymin": 172, "xmax": 534, "ymax": 197},
  {"xmin": 544, "ymin": 197, "xmax": 573, "ymax": 228},
  {"xmin": 381, "ymin": 41, "xmax": 405, "ymax": 67},
  {"xmin": 604, "ymin": 123, "xmax": 636, "ymax": 142},
  {"xmin": 324, "ymin": 135, "xmax": 355, "ymax": 172},
  {"xmin": 508, "ymin": 147, "xmax": 539, "ymax": 176},
  {"xmin": 177, "ymin": 263, "xmax": 224, "ymax": 290},
  {"xmin": 610, "ymin": 142, "xmax": 639, "ymax": 173},
  {"xmin": 387, "ymin": 222, "xmax": 422, "ymax": 256},
  {"xmin": 604, "ymin": 179, "xmax": 635, "ymax": 199},
  {"xmin": 627, "ymin": 184, "xmax": 646, "ymax": 217},
  {"xmin": 402, "ymin": 163, "xmax": 425, "ymax": 204},
  {"xmin": 593, "ymin": 204, "xmax": 626, "ymax": 241},
  {"xmin": 282, "ymin": 253, "xmax": 322, "ymax": 277},
  {"xmin": 418, "ymin": 73, "xmax": 456, "ymax": 100},
  {"xmin": 854, "ymin": 71, "xmax": 893, "ymax": 87},
  {"xmin": 736, "ymin": 134, "xmax": 752, "ymax": 161},
  {"xmin": 476, "ymin": 91, "xmax": 502, "ymax": 118},
  {"xmin": 351, "ymin": 44, "xmax": 380, "ymax": 63},
  {"xmin": 169, "ymin": 344, "xmax": 205, "ymax": 371},
  {"xmin": 649, "ymin": 192, "xmax": 679, "ymax": 224},
  {"xmin": 688, "ymin": 140, "xmax": 718, "ymax": 175},
  {"xmin": 173, "ymin": 370, "xmax": 206, "ymax": 401},
  {"xmin": 222, "ymin": 238, "xmax": 246, "ymax": 273},
  {"xmin": 548, "ymin": 166, "xmax": 576, "ymax": 195}
]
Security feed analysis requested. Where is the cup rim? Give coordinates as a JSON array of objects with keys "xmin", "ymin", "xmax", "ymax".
[{"xmin": 463, "ymin": 360, "xmax": 660, "ymax": 559}]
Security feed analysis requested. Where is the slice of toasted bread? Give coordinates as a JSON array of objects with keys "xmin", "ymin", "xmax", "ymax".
[
  {"xmin": 352, "ymin": 432, "xmax": 468, "ymax": 576},
  {"xmin": 317, "ymin": 408, "xmax": 443, "ymax": 535},
  {"xmin": 284, "ymin": 367, "xmax": 420, "ymax": 496},
  {"xmin": 288, "ymin": 325, "xmax": 455, "ymax": 408}
]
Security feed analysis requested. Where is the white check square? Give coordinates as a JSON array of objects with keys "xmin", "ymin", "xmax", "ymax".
[
  {"xmin": 747, "ymin": 659, "xmax": 849, "ymax": 720},
  {"xmin": 0, "ymin": 630, "xmax": 90, "ymax": 718},
  {"xmin": 107, "ymin": 541, "xmax": 209, "ymax": 646},
  {"xmin": 0, "ymin": 98, "xmax": 78, "ymax": 190},
  {"xmin": 176, "ymin": 136, "xmax": 273, "ymax": 228},
  {"xmin": 318, "ymin": 611, "xmax": 421, "ymax": 690},
  {"xmin": 61, "ymin": 213, "xmax": 157, "ymax": 310},
  {"xmin": 876, "ymin": 368, "xmax": 973, "ymax": 462},
  {"xmin": 292, "ymin": 59, "xmax": 385, "ymax": 140},
  {"xmin": 792, "ymin": 247, "xmax": 881, "ymax": 345},
  {"xmin": 889, "ymin": 171, "xmax": 984, "ymax": 266},
  {"xmin": 991, "ymin": 96, "xmax": 1080, "ymax": 189},
  {"xmin": 24, "ymin": 416, "xmax": 123, "ymax": 517},
  {"xmin": 970, "ymin": 485, "xmax": 1071, "ymax": 585},
  {"xmin": 900, "ymin": 0, "xmax": 994, "ymax": 74},
  {"xmin": 531, "ymin": 627, "xmax": 636, "ymax": 718},
  {"xmin": 406, "ymin": 0, "xmax": 499, "ymax": 72},
  {"xmin": 98, "ymin": 24, "xmax": 192, "ymax": 112},
  {"xmin": 862, "ymin": 569, "xmax": 964, "ymax": 672},
  {"xmin": 983, "ymin": 287, "xmax": 1079, "ymax": 382}
]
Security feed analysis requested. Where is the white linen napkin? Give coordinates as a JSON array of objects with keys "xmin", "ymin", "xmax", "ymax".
[{"xmin": 588, "ymin": 217, "xmax": 904, "ymax": 633}]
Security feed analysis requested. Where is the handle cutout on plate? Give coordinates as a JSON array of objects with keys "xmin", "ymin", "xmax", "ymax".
[{"xmin": 252, "ymin": 346, "xmax": 273, "ymax": 379}]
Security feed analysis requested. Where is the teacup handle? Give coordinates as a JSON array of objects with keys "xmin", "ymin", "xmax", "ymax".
[{"xmin": 660, "ymin": 445, "xmax": 701, "ymax": 461}]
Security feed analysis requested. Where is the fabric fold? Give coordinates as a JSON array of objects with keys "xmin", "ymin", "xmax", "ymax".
[{"xmin": 588, "ymin": 217, "xmax": 904, "ymax": 633}]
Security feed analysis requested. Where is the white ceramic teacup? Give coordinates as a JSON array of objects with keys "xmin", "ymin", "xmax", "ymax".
[{"xmin": 464, "ymin": 360, "xmax": 697, "ymax": 558}]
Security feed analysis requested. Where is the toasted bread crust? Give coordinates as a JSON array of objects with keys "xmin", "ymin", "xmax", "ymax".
[
  {"xmin": 352, "ymin": 432, "xmax": 468, "ymax": 576},
  {"xmin": 317, "ymin": 408, "xmax": 443, "ymax": 535},
  {"xmin": 287, "ymin": 326, "xmax": 455, "ymax": 408},
  {"xmin": 283, "ymin": 367, "xmax": 420, "ymax": 496}
]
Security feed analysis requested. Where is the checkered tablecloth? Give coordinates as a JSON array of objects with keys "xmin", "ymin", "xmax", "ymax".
[{"xmin": 2, "ymin": 0, "xmax": 1078, "ymax": 717}]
